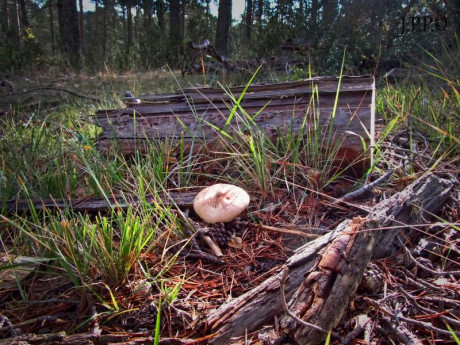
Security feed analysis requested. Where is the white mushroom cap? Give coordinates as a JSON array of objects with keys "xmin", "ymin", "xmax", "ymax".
[{"xmin": 193, "ymin": 183, "xmax": 250, "ymax": 223}]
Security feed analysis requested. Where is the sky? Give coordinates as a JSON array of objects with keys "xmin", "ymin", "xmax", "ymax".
[{"xmin": 82, "ymin": 0, "xmax": 246, "ymax": 20}]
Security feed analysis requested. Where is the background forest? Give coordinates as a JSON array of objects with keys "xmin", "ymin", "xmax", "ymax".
[{"xmin": 1, "ymin": 0, "xmax": 459, "ymax": 74}]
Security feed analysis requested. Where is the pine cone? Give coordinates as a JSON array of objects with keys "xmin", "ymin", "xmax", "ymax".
[{"xmin": 211, "ymin": 227, "xmax": 233, "ymax": 248}]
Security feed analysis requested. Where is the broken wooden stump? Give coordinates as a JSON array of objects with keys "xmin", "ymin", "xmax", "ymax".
[
  {"xmin": 95, "ymin": 76, "xmax": 375, "ymax": 173},
  {"xmin": 205, "ymin": 173, "xmax": 454, "ymax": 345}
]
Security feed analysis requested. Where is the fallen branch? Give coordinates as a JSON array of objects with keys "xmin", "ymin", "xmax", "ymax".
[
  {"xmin": 339, "ymin": 167, "xmax": 395, "ymax": 201},
  {"xmin": 399, "ymin": 237, "xmax": 460, "ymax": 275},
  {"xmin": 363, "ymin": 297, "xmax": 460, "ymax": 337},
  {"xmin": 254, "ymin": 223, "xmax": 321, "ymax": 239},
  {"xmin": 0, "ymin": 87, "xmax": 100, "ymax": 101}
]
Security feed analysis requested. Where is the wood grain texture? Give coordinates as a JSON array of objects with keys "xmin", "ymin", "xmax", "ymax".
[{"xmin": 95, "ymin": 76, "xmax": 375, "ymax": 172}]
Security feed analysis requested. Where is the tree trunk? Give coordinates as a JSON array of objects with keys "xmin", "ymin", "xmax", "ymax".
[
  {"xmin": 126, "ymin": 0, "xmax": 132, "ymax": 55},
  {"xmin": 78, "ymin": 0, "xmax": 84, "ymax": 55},
  {"xmin": 311, "ymin": 0, "xmax": 318, "ymax": 26},
  {"xmin": 18, "ymin": 0, "xmax": 28, "ymax": 28},
  {"xmin": 256, "ymin": 0, "xmax": 262, "ymax": 28},
  {"xmin": 169, "ymin": 0, "xmax": 181, "ymax": 61},
  {"xmin": 13, "ymin": 0, "xmax": 20, "ymax": 37},
  {"xmin": 0, "ymin": 0, "xmax": 9, "ymax": 32},
  {"xmin": 310, "ymin": 0, "xmax": 319, "ymax": 42},
  {"xmin": 121, "ymin": 3, "xmax": 126, "ymax": 50},
  {"xmin": 244, "ymin": 0, "xmax": 252, "ymax": 42},
  {"xmin": 215, "ymin": 0, "xmax": 232, "ymax": 57},
  {"xmin": 49, "ymin": 0, "xmax": 55, "ymax": 54},
  {"xmin": 180, "ymin": 0, "xmax": 185, "ymax": 42},
  {"xmin": 156, "ymin": 0, "xmax": 164, "ymax": 35},
  {"xmin": 322, "ymin": 0, "xmax": 337, "ymax": 30},
  {"xmin": 143, "ymin": 0, "xmax": 153, "ymax": 28},
  {"xmin": 102, "ymin": 0, "xmax": 108, "ymax": 62},
  {"xmin": 205, "ymin": 0, "xmax": 211, "ymax": 32},
  {"xmin": 57, "ymin": 0, "xmax": 81, "ymax": 70},
  {"xmin": 135, "ymin": 5, "xmax": 140, "ymax": 46}
]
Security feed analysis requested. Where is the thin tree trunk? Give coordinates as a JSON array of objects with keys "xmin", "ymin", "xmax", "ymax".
[
  {"xmin": 205, "ymin": 0, "xmax": 210, "ymax": 32},
  {"xmin": 1, "ymin": 0, "xmax": 10, "ymax": 32},
  {"xmin": 13, "ymin": 0, "xmax": 20, "ymax": 35},
  {"xmin": 256, "ymin": 0, "xmax": 262, "ymax": 30},
  {"xmin": 215, "ymin": 0, "xmax": 232, "ymax": 57},
  {"xmin": 156, "ymin": 0, "xmax": 164, "ymax": 34},
  {"xmin": 311, "ymin": 0, "xmax": 318, "ymax": 25},
  {"xmin": 180, "ymin": 0, "xmax": 185, "ymax": 42},
  {"xmin": 121, "ymin": 3, "xmax": 126, "ymax": 50},
  {"xmin": 49, "ymin": 0, "xmax": 55, "ymax": 54},
  {"xmin": 18, "ymin": 0, "xmax": 28, "ymax": 27},
  {"xmin": 245, "ymin": 0, "xmax": 252, "ymax": 42},
  {"xmin": 126, "ymin": 0, "xmax": 132, "ymax": 55},
  {"xmin": 13, "ymin": 0, "xmax": 20, "ymax": 46},
  {"xmin": 57, "ymin": 0, "xmax": 81, "ymax": 69},
  {"xmin": 310, "ymin": 0, "xmax": 319, "ymax": 41},
  {"xmin": 169, "ymin": 0, "xmax": 181, "ymax": 62},
  {"xmin": 322, "ymin": 0, "xmax": 337, "ymax": 30},
  {"xmin": 135, "ymin": 4, "xmax": 140, "ymax": 46},
  {"xmin": 144, "ymin": 0, "xmax": 153, "ymax": 28},
  {"xmin": 101, "ymin": 0, "xmax": 108, "ymax": 63},
  {"xmin": 78, "ymin": 0, "xmax": 84, "ymax": 55}
]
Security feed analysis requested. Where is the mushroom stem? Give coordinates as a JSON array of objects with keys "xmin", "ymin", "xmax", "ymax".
[{"xmin": 201, "ymin": 235, "xmax": 224, "ymax": 257}]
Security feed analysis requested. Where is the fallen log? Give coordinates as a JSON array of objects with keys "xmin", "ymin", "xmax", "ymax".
[
  {"xmin": 205, "ymin": 173, "xmax": 454, "ymax": 345},
  {"xmin": 95, "ymin": 76, "xmax": 375, "ymax": 174}
]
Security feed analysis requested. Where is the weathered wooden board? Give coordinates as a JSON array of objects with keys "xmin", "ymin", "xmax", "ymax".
[{"xmin": 95, "ymin": 76, "xmax": 375, "ymax": 172}]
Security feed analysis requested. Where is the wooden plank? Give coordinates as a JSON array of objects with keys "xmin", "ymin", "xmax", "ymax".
[
  {"xmin": 94, "ymin": 76, "xmax": 375, "ymax": 173},
  {"xmin": 96, "ymin": 107, "xmax": 370, "ymax": 139},
  {"xmin": 96, "ymin": 91, "xmax": 372, "ymax": 116}
]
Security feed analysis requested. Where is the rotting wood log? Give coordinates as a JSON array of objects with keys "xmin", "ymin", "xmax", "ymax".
[
  {"xmin": 95, "ymin": 76, "xmax": 375, "ymax": 174},
  {"xmin": 279, "ymin": 217, "xmax": 379, "ymax": 344},
  {"xmin": 205, "ymin": 173, "xmax": 454, "ymax": 345}
]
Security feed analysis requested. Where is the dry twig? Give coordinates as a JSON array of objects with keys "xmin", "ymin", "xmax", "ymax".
[{"xmin": 363, "ymin": 297, "xmax": 460, "ymax": 337}]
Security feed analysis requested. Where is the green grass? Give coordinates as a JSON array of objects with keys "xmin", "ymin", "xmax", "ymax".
[{"xmin": 375, "ymin": 72, "xmax": 459, "ymax": 173}]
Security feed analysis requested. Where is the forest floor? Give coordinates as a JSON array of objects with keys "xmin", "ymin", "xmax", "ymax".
[{"xmin": 0, "ymin": 67, "xmax": 459, "ymax": 345}]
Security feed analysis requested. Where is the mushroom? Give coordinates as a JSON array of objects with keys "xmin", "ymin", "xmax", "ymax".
[
  {"xmin": 193, "ymin": 183, "xmax": 250, "ymax": 224},
  {"xmin": 193, "ymin": 184, "xmax": 250, "ymax": 254}
]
